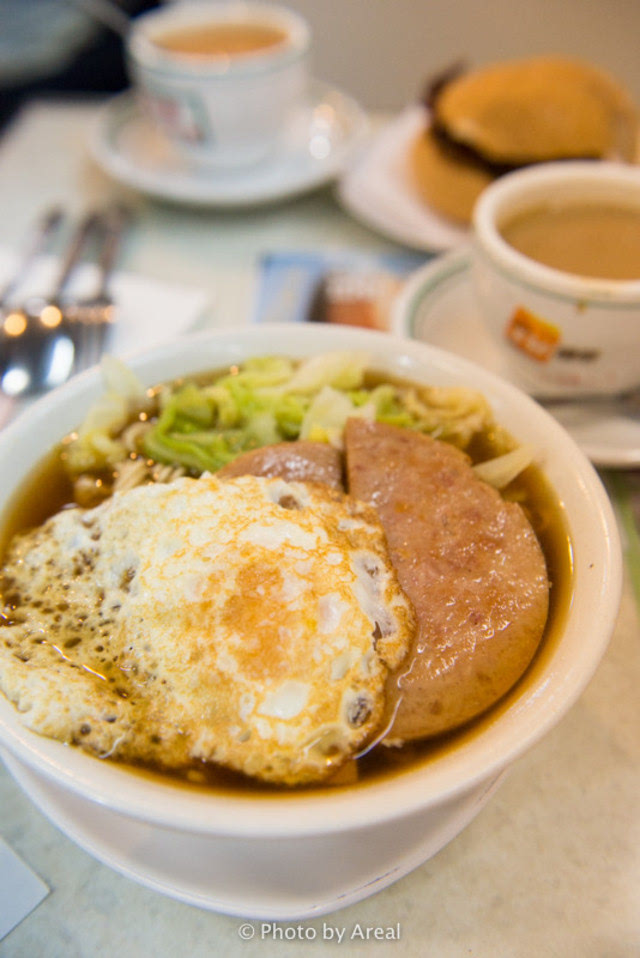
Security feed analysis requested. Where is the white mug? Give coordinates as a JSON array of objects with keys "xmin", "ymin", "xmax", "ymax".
[{"xmin": 471, "ymin": 161, "xmax": 640, "ymax": 398}]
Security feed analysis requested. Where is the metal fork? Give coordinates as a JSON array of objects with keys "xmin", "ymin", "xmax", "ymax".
[{"xmin": 0, "ymin": 207, "xmax": 128, "ymax": 396}]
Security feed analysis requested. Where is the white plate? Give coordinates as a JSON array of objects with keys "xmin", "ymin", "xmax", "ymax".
[
  {"xmin": 392, "ymin": 250, "xmax": 640, "ymax": 469},
  {"xmin": 337, "ymin": 106, "xmax": 469, "ymax": 252},
  {"xmin": 90, "ymin": 82, "xmax": 369, "ymax": 208}
]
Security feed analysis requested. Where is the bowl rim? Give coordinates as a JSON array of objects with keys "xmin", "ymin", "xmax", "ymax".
[
  {"xmin": 472, "ymin": 160, "xmax": 640, "ymax": 302},
  {"xmin": 129, "ymin": 0, "xmax": 311, "ymax": 79},
  {"xmin": 0, "ymin": 324, "xmax": 622, "ymax": 838}
]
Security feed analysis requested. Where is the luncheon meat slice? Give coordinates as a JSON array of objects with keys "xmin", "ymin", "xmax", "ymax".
[
  {"xmin": 344, "ymin": 418, "xmax": 550, "ymax": 742},
  {"xmin": 218, "ymin": 440, "xmax": 343, "ymax": 489}
]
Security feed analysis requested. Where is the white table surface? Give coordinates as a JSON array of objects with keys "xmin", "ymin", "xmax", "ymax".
[{"xmin": 0, "ymin": 97, "xmax": 639, "ymax": 958}]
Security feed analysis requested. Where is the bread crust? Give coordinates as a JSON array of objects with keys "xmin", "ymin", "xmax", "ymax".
[
  {"xmin": 434, "ymin": 56, "xmax": 639, "ymax": 164},
  {"xmin": 409, "ymin": 125, "xmax": 494, "ymax": 224},
  {"xmin": 410, "ymin": 56, "xmax": 639, "ymax": 224}
]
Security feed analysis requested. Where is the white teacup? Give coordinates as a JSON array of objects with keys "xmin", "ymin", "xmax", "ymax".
[
  {"xmin": 127, "ymin": 1, "xmax": 311, "ymax": 169},
  {"xmin": 471, "ymin": 162, "xmax": 640, "ymax": 398}
]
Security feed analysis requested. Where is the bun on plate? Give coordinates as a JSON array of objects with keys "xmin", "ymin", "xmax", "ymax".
[{"xmin": 410, "ymin": 55, "xmax": 639, "ymax": 224}]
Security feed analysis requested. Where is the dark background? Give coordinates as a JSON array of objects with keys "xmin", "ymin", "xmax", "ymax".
[{"xmin": 0, "ymin": 1, "xmax": 159, "ymax": 132}]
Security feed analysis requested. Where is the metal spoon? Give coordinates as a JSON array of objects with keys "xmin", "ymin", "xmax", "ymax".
[{"xmin": 0, "ymin": 212, "xmax": 109, "ymax": 396}]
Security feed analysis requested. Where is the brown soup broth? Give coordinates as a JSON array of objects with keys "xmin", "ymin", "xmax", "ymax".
[
  {"xmin": 500, "ymin": 202, "xmax": 640, "ymax": 281},
  {"xmin": 153, "ymin": 22, "xmax": 288, "ymax": 58},
  {"xmin": 0, "ymin": 368, "xmax": 573, "ymax": 795}
]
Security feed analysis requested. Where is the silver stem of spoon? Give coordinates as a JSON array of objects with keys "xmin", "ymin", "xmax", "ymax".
[{"xmin": 0, "ymin": 207, "xmax": 64, "ymax": 311}]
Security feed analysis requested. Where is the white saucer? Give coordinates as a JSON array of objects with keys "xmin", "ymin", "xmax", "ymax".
[
  {"xmin": 90, "ymin": 82, "xmax": 369, "ymax": 208},
  {"xmin": 392, "ymin": 250, "xmax": 640, "ymax": 469},
  {"xmin": 338, "ymin": 106, "xmax": 469, "ymax": 252},
  {"xmin": 2, "ymin": 748, "xmax": 503, "ymax": 920}
]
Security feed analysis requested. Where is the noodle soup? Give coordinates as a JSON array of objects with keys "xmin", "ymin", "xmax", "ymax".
[{"xmin": 0, "ymin": 357, "xmax": 570, "ymax": 793}]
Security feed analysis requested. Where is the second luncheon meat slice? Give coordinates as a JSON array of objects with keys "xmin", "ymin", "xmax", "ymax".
[{"xmin": 344, "ymin": 418, "xmax": 550, "ymax": 742}]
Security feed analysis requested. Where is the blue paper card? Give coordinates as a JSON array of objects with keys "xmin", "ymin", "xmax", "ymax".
[{"xmin": 253, "ymin": 249, "xmax": 428, "ymax": 329}]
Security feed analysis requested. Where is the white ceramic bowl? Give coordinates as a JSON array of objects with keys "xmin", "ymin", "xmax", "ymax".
[
  {"xmin": 0, "ymin": 324, "xmax": 621, "ymax": 919},
  {"xmin": 472, "ymin": 161, "xmax": 640, "ymax": 398},
  {"xmin": 127, "ymin": 1, "xmax": 311, "ymax": 168}
]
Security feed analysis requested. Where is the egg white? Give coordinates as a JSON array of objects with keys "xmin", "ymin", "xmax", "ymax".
[{"xmin": 0, "ymin": 474, "xmax": 414, "ymax": 785}]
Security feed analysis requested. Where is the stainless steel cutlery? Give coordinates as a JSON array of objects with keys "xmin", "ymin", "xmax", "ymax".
[{"xmin": 0, "ymin": 206, "xmax": 129, "ymax": 396}]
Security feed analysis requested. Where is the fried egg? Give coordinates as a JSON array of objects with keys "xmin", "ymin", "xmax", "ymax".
[{"xmin": 0, "ymin": 475, "xmax": 414, "ymax": 785}]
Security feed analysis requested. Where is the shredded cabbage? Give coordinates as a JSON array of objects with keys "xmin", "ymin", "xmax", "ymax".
[
  {"xmin": 281, "ymin": 351, "xmax": 369, "ymax": 393},
  {"xmin": 300, "ymin": 386, "xmax": 375, "ymax": 446},
  {"xmin": 63, "ymin": 357, "xmax": 146, "ymax": 474},
  {"xmin": 473, "ymin": 444, "xmax": 536, "ymax": 489},
  {"xmin": 63, "ymin": 351, "xmax": 511, "ymax": 477}
]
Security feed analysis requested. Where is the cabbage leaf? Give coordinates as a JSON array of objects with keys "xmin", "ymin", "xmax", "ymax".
[{"xmin": 64, "ymin": 351, "xmax": 508, "ymax": 478}]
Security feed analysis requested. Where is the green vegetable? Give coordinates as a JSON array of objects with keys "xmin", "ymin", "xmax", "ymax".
[
  {"xmin": 64, "ymin": 351, "xmax": 502, "ymax": 478},
  {"xmin": 63, "ymin": 356, "xmax": 146, "ymax": 474}
]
